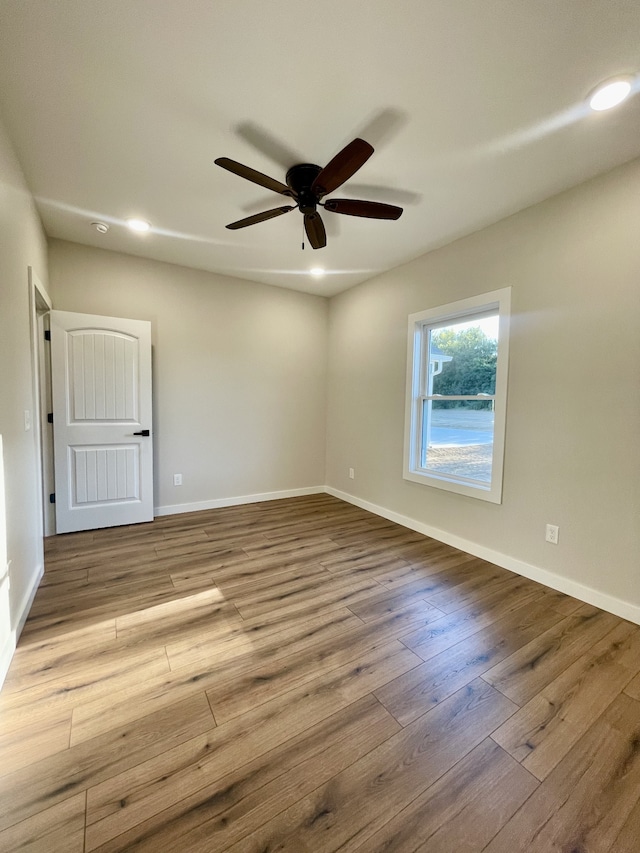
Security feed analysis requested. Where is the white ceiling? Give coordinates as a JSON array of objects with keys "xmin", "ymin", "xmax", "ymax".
[{"xmin": 0, "ymin": 0, "xmax": 639, "ymax": 297}]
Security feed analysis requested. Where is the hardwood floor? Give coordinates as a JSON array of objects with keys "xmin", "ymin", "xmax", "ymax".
[{"xmin": 1, "ymin": 493, "xmax": 639, "ymax": 852}]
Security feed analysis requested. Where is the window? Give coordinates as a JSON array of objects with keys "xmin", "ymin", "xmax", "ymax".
[{"xmin": 404, "ymin": 288, "xmax": 510, "ymax": 503}]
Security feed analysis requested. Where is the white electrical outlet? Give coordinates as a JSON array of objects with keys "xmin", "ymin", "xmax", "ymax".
[
  {"xmin": 173, "ymin": 474, "xmax": 183, "ymax": 486},
  {"xmin": 545, "ymin": 524, "xmax": 559, "ymax": 545},
  {"xmin": 349, "ymin": 468, "xmax": 355, "ymax": 479},
  {"xmin": 24, "ymin": 409, "xmax": 31, "ymax": 431}
]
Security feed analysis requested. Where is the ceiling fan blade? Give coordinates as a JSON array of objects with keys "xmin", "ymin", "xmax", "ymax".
[
  {"xmin": 226, "ymin": 206, "xmax": 294, "ymax": 230},
  {"xmin": 324, "ymin": 199, "xmax": 403, "ymax": 220},
  {"xmin": 304, "ymin": 212, "xmax": 327, "ymax": 249},
  {"xmin": 215, "ymin": 157, "xmax": 292, "ymax": 196},
  {"xmin": 311, "ymin": 138, "xmax": 374, "ymax": 197}
]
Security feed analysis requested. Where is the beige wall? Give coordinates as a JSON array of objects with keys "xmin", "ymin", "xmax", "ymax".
[
  {"xmin": 0, "ymin": 113, "xmax": 49, "ymax": 673},
  {"xmin": 48, "ymin": 241, "xmax": 328, "ymax": 511},
  {"xmin": 326, "ymin": 157, "xmax": 640, "ymax": 613}
]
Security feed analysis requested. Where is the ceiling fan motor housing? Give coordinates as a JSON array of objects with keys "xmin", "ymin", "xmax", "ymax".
[{"xmin": 286, "ymin": 163, "xmax": 322, "ymax": 213}]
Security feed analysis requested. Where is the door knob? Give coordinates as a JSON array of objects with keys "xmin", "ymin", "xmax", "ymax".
[{"xmin": 133, "ymin": 429, "xmax": 150, "ymax": 436}]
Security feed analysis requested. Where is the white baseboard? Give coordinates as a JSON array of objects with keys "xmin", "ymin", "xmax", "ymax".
[
  {"xmin": 326, "ymin": 487, "xmax": 640, "ymax": 626},
  {"xmin": 16, "ymin": 563, "xmax": 44, "ymax": 638},
  {"xmin": 0, "ymin": 562, "xmax": 44, "ymax": 691},
  {"xmin": 0, "ymin": 633, "xmax": 14, "ymax": 692},
  {"xmin": 155, "ymin": 485, "xmax": 326, "ymax": 518}
]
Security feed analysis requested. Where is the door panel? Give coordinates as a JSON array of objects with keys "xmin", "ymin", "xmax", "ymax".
[{"xmin": 51, "ymin": 311, "xmax": 153, "ymax": 533}]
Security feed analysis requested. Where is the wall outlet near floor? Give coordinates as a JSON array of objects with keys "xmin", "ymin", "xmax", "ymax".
[
  {"xmin": 173, "ymin": 473, "xmax": 183, "ymax": 486},
  {"xmin": 545, "ymin": 523, "xmax": 559, "ymax": 544},
  {"xmin": 348, "ymin": 468, "xmax": 355, "ymax": 480}
]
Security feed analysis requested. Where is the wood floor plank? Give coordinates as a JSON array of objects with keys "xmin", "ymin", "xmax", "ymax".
[
  {"xmin": 482, "ymin": 604, "xmax": 619, "ymax": 705},
  {"xmin": 347, "ymin": 582, "xmax": 450, "ymax": 623},
  {"xmin": 241, "ymin": 533, "xmax": 340, "ymax": 557},
  {"xmin": 150, "ymin": 532, "xmax": 248, "ymax": 559},
  {"xmin": 624, "ymin": 669, "xmax": 640, "ymax": 700},
  {"xmin": 82, "ymin": 559, "xmax": 171, "ymax": 586},
  {"xmin": 114, "ymin": 585, "xmax": 234, "ymax": 639},
  {"xmin": 391, "ymin": 542, "xmax": 479, "ymax": 573},
  {"xmin": 492, "ymin": 620, "xmax": 640, "ymax": 780},
  {"xmin": 320, "ymin": 547, "xmax": 412, "ymax": 575},
  {"xmin": 205, "ymin": 605, "xmax": 444, "ymax": 724},
  {"xmin": 42, "ymin": 541, "xmax": 157, "ymax": 571},
  {"xmin": 164, "ymin": 605, "xmax": 361, "ymax": 674},
  {"xmin": 360, "ymin": 598, "xmax": 446, "ymax": 636},
  {"xmin": 328, "ymin": 526, "xmax": 428, "ymax": 549},
  {"xmin": 179, "ymin": 550, "xmax": 323, "ymax": 590},
  {"xmin": 0, "ymin": 792, "xmax": 86, "ymax": 853},
  {"xmin": 536, "ymin": 586, "xmax": 587, "ymax": 615},
  {"xmin": 221, "ymin": 679, "xmax": 518, "ymax": 853},
  {"xmin": 18, "ymin": 585, "xmax": 191, "ymax": 643},
  {"xmin": 234, "ymin": 573, "xmax": 383, "ymax": 624},
  {"xmin": 350, "ymin": 738, "xmax": 538, "ymax": 853},
  {"xmin": 375, "ymin": 598, "xmax": 567, "ymax": 726},
  {"xmin": 423, "ymin": 566, "xmax": 521, "ymax": 613},
  {"xmin": 0, "ymin": 712, "xmax": 71, "ymax": 777},
  {"xmin": 214, "ymin": 560, "xmax": 329, "ymax": 597},
  {"xmin": 39, "ymin": 568, "xmax": 89, "ymax": 589},
  {"xmin": 0, "ymin": 646, "xmax": 171, "ymax": 727},
  {"xmin": 84, "ymin": 642, "xmax": 421, "ymax": 849},
  {"xmin": 226, "ymin": 563, "xmax": 346, "ymax": 609},
  {"xmin": 3, "ymin": 618, "xmax": 117, "ymax": 689},
  {"xmin": 71, "ymin": 609, "xmax": 363, "ymax": 745},
  {"xmin": 346, "ymin": 556, "xmax": 493, "ymax": 624},
  {"xmin": 89, "ymin": 695, "xmax": 401, "ymax": 853},
  {"xmin": 375, "ymin": 549, "xmax": 480, "ymax": 587},
  {"xmin": 484, "ymin": 693, "xmax": 640, "ymax": 853},
  {"xmin": 400, "ymin": 576, "xmax": 546, "ymax": 661},
  {"xmin": 612, "ymin": 795, "xmax": 640, "ymax": 852},
  {"xmin": 0, "ymin": 692, "xmax": 215, "ymax": 833}
]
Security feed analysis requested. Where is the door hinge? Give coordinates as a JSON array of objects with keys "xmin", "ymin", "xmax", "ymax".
[
  {"xmin": 44, "ymin": 329, "xmax": 51, "ymax": 341},
  {"xmin": 49, "ymin": 493, "xmax": 55, "ymax": 504},
  {"xmin": 47, "ymin": 412, "xmax": 53, "ymax": 424}
]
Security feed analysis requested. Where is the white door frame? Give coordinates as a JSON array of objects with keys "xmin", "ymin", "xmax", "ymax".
[
  {"xmin": 1, "ymin": 268, "xmax": 53, "ymax": 689},
  {"xmin": 28, "ymin": 267, "xmax": 55, "ymax": 537}
]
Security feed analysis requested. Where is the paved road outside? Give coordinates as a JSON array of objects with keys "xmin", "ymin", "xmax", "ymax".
[
  {"xmin": 430, "ymin": 427, "xmax": 492, "ymax": 446},
  {"xmin": 430, "ymin": 409, "xmax": 493, "ymax": 447}
]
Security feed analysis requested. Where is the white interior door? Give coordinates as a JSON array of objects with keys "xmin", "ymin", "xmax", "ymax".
[{"xmin": 50, "ymin": 311, "xmax": 153, "ymax": 533}]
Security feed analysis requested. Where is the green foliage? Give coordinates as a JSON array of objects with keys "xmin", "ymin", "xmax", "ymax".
[{"xmin": 431, "ymin": 326, "xmax": 497, "ymax": 408}]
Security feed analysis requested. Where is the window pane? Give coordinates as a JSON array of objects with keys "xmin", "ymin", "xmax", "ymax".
[
  {"xmin": 429, "ymin": 314, "xmax": 498, "ymax": 397},
  {"xmin": 421, "ymin": 399, "xmax": 494, "ymax": 483}
]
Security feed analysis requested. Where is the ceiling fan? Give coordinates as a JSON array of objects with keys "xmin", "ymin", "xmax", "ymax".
[{"xmin": 214, "ymin": 138, "xmax": 403, "ymax": 250}]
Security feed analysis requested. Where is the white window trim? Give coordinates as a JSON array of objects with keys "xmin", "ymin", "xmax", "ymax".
[{"xmin": 403, "ymin": 287, "xmax": 511, "ymax": 504}]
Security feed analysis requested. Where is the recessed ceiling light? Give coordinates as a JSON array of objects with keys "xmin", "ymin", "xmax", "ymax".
[
  {"xmin": 126, "ymin": 218, "xmax": 151, "ymax": 233},
  {"xmin": 589, "ymin": 77, "xmax": 633, "ymax": 111},
  {"xmin": 310, "ymin": 267, "xmax": 325, "ymax": 277},
  {"xmin": 91, "ymin": 221, "xmax": 109, "ymax": 234}
]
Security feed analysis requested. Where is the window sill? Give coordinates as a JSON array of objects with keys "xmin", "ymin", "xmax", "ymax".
[{"xmin": 403, "ymin": 467, "xmax": 503, "ymax": 504}]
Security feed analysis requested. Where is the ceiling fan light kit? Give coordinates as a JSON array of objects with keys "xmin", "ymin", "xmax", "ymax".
[{"xmin": 215, "ymin": 137, "xmax": 403, "ymax": 250}]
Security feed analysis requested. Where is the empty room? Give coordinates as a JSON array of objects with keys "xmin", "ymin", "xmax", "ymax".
[{"xmin": 0, "ymin": 2, "xmax": 639, "ymax": 851}]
